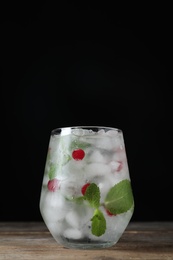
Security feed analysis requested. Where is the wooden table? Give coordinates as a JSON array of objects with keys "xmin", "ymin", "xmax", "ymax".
[{"xmin": 0, "ymin": 221, "xmax": 172, "ymax": 260}]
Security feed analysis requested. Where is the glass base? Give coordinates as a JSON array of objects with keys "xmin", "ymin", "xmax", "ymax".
[{"xmin": 56, "ymin": 237, "xmax": 117, "ymax": 250}]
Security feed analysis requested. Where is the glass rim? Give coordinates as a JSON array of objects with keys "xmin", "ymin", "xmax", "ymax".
[{"xmin": 51, "ymin": 126, "xmax": 123, "ymax": 136}]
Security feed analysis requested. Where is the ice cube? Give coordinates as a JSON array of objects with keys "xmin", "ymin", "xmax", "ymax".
[
  {"xmin": 96, "ymin": 129, "xmax": 121, "ymax": 150},
  {"xmin": 84, "ymin": 162, "xmax": 111, "ymax": 179},
  {"xmin": 60, "ymin": 177, "xmax": 84, "ymax": 198},
  {"xmin": 98, "ymin": 179, "xmax": 112, "ymax": 203},
  {"xmin": 72, "ymin": 128, "xmax": 95, "ymax": 136},
  {"xmin": 65, "ymin": 210, "xmax": 81, "ymax": 229},
  {"xmin": 106, "ymin": 129, "xmax": 119, "ymax": 136},
  {"xmin": 109, "ymin": 161, "xmax": 122, "ymax": 172},
  {"xmin": 40, "ymin": 190, "xmax": 69, "ymax": 222},
  {"xmin": 107, "ymin": 172, "xmax": 124, "ymax": 186},
  {"xmin": 61, "ymin": 159, "xmax": 86, "ymax": 184},
  {"xmin": 95, "ymin": 136, "xmax": 113, "ymax": 150},
  {"xmin": 65, "ymin": 203, "xmax": 94, "ymax": 230},
  {"xmin": 98, "ymin": 129, "xmax": 106, "ymax": 135},
  {"xmin": 111, "ymin": 210, "xmax": 133, "ymax": 234},
  {"xmin": 63, "ymin": 228, "xmax": 83, "ymax": 239},
  {"xmin": 64, "ymin": 159, "xmax": 85, "ymax": 175},
  {"xmin": 109, "ymin": 157, "xmax": 131, "ymax": 181},
  {"xmin": 111, "ymin": 138, "xmax": 123, "ymax": 151},
  {"xmin": 96, "ymin": 130, "xmax": 123, "ymax": 152},
  {"xmin": 88, "ymin": 150, "xmax": 107, "ymax": 163}
]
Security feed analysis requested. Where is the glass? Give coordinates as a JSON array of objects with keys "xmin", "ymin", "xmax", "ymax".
[{"xmin": 39, "ymin": 126, "xmax": 134, "ymax": 249}]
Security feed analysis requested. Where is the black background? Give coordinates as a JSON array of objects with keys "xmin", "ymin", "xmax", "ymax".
[{"xmin": 1, "ymin": 2, "xmax": 172, "ymax": 222}]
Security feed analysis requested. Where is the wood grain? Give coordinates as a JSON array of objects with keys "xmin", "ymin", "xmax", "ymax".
[{"xmin": 0, "ymin": 222, "xmax": 172, "ymax": 260}]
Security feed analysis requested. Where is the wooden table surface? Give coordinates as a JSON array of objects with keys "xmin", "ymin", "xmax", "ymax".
[{"xmin": 0, "ymin": 221, "xmax": 172, "ymax": 260}]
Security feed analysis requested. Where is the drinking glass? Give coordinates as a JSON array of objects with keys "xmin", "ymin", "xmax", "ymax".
[{"xmin": 39, "ymin": 126, "xmax": 134, "ymax": 249}]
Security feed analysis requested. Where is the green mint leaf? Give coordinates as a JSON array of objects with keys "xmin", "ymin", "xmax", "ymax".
[
  {"xmin": 48, "ymin": 155, "xmax": 71, "ymax": 180},
  {"xmin": 104, "ymin": 179, "xmax": 134, "ymax": 214},
  {"xmin": 48, "ymin": 164, "xmax": 57, "ymax": 180},
  {"xmin": 70, "ymin": 139, "xmax": 91, "ymax": 150},
  {"xmin": 91, "ymin": 209, "xmax": 106, "ymax": 236},
  {"xmin": 61, "ymin": 154, "xmax": 71, "ymax": 165},
  {"xmin": 58, "ymin": 138, "xmax": 72, "ymax": 166},
  {"xmin": 84, "ymin": 183, "xmax": 100, "ymax": 208}
]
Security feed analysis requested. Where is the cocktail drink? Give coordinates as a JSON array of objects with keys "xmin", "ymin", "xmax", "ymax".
[{"xmin": 40, "ymin": 126, "xmax": 134, "ymax": 249}]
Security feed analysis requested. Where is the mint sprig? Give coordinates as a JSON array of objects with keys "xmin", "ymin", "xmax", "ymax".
[
  {"xmin": 72, "ymin": 179, "xmax": 134, "ymax": 237},
  {"xmin": 84, "ymin": 183, "xmax": 106, "ymax": 236},
  {"xmin": 70, "ymin": 183, "xmax": 106, "ymax": 236}
]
